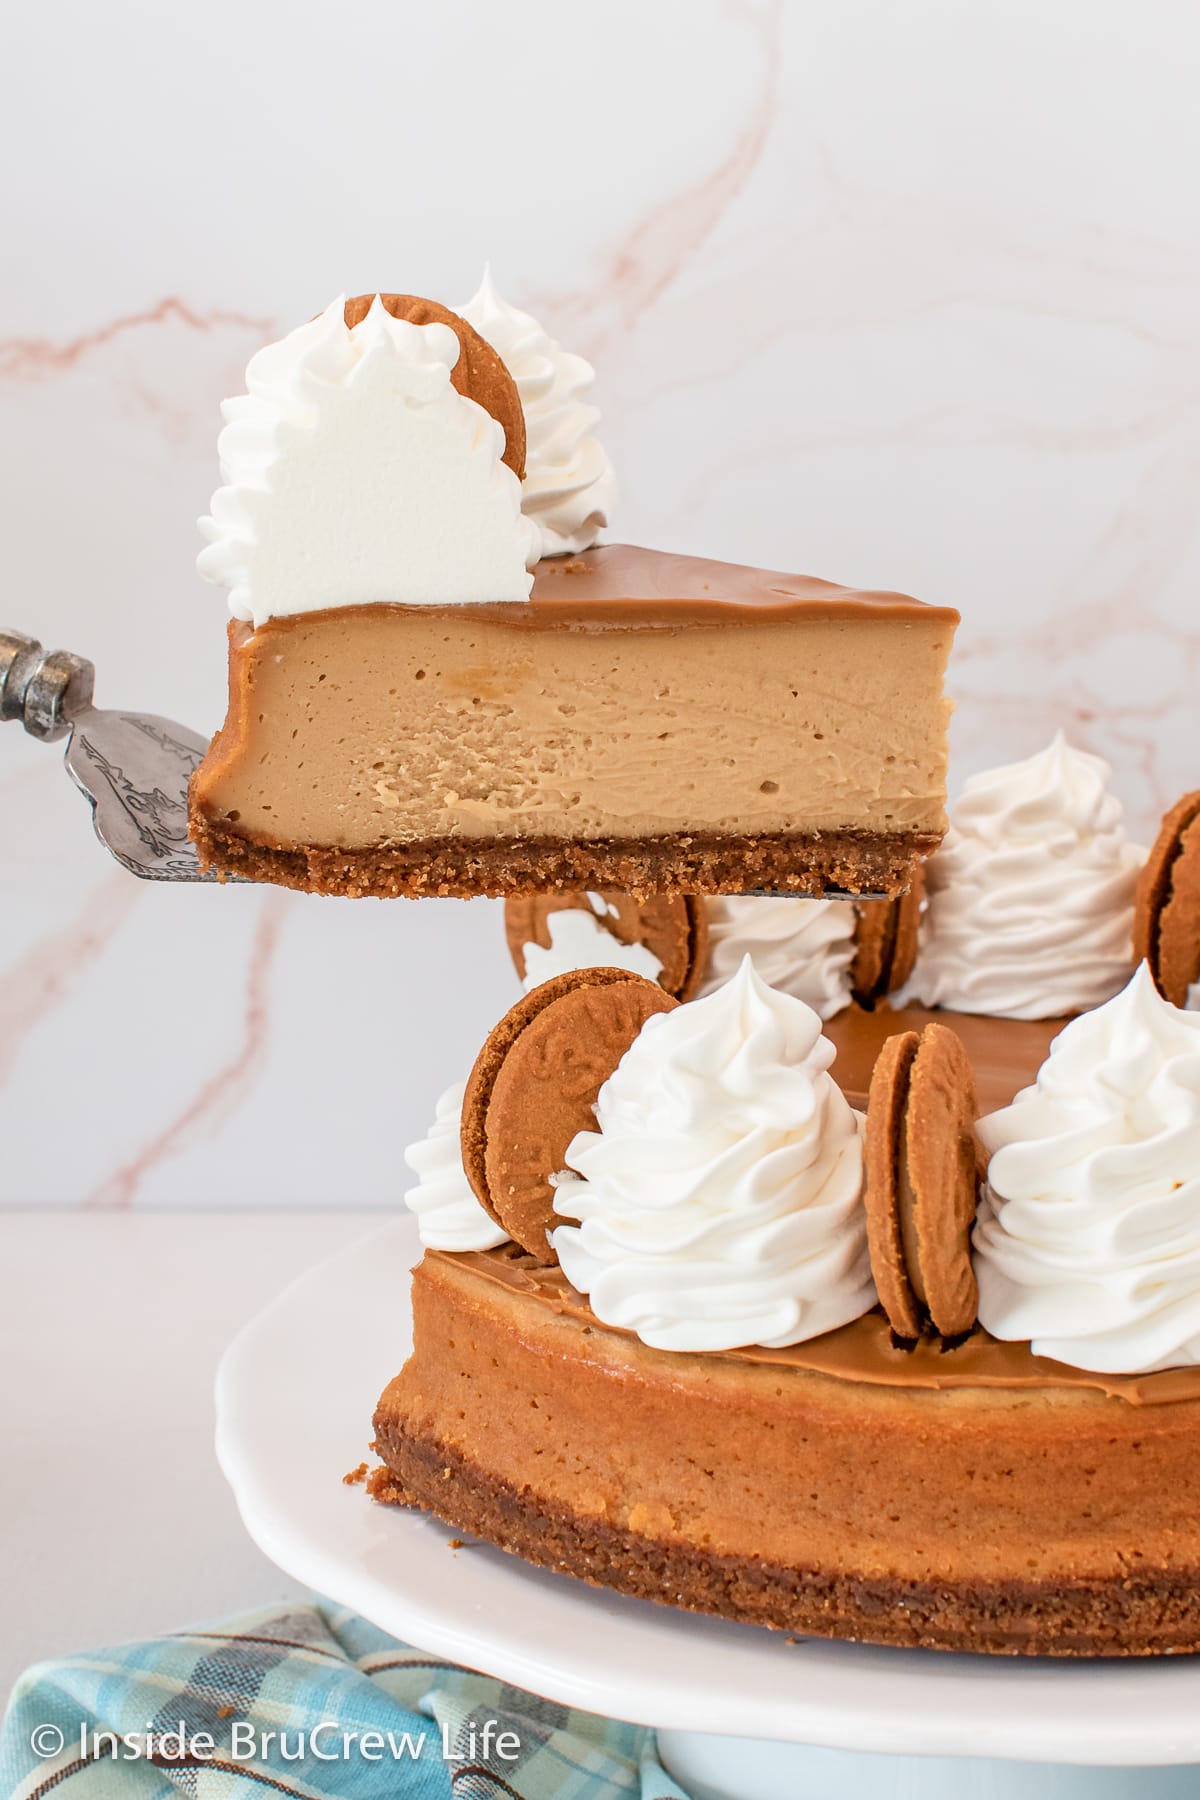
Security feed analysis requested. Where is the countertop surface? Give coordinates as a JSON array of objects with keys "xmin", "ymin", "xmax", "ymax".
[{"xmin": 0, "ymin": 1211, "xmax": 377, "ymax": 1703}]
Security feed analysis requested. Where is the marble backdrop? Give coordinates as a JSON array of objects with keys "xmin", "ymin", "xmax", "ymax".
[{"xmin": 2, "ymin": 0, "xmax": 1196, "ymax": 1204}]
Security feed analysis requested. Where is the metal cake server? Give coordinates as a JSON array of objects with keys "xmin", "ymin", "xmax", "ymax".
[
  {"xmin": 1, "ymin": 629, "xmax": 221, "ymax": 882},
  {"xmin": 2, "ymin": 627, "xmax": 889, "ymax": 900}
]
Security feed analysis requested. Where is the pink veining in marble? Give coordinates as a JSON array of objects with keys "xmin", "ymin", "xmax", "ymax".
[
  {"xmin": 0, "ymin": 871, "xmax": 141, "ymax": 1089},
  {"xmin": 85, "ymin": 892, "xmax": 288, "ymax": 1210},
  {"xmin": 0, "ymin": 297, "xmax": 275, "ymax": 380},
  {"xmin": 2, "ymin": 2, "xmax": 1198, "ymax": 1208},
  {"xmin": 529, "ymin": 0, "xmax": 781, "ymax": 363}
]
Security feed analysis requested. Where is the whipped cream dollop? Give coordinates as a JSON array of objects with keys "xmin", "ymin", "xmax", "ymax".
[
  {"xmin": 403, "ymin": 1081, "xmax": 509, "ymax": 1253},
  {"xmin": 975, "ymin": 964, "xmax": 1200, "ymax": 1373},
  {"xmin": 551, "ymin": 957, "xmax": 873, "ymax": 1352},
  {"xmin": 895, "ymin": 733, "xmax": 1145, "ymax": 1020},
  {"xmin": 198, "ymin": 295, "xmax": 538, "ymax": 626},
  {"xmin": 700, "ymin": 896, "xmax": 856, "ymax": 1019},
  {"xmin": 458, "ymin": 269, "xmax": 615, "ymax": 558},
  {"xmin": 522, "ymin": 894, "xmax": 663, "ymax": 992}
]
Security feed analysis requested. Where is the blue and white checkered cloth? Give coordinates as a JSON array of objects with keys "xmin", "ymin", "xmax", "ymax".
[{"xmin": 1, "ymin": 1600, "xmax": 692, "ymax": 1799}]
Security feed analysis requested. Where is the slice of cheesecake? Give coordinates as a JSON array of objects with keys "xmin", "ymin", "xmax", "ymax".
[{"xmin": 189, "ymin": 542, "xmax": 957, "ymax": 899}]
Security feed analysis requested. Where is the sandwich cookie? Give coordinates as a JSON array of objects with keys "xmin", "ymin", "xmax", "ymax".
[
  {"xmin": 864, "ymin": 1020, "xmax": 980, "ymax": 1340},
  {"xmin": 462, "ymin": 968, "xmax": 676, "ymax": 1256},
  {"xmin": 1135, "ymin": 790, "xmax": 1200, "ymax": 1007},
  {"xmin": 851, "ymin": 864, "xmax": 925, "ymax": 1007},
  {"xmin": 505, "ymin": 891, "xmax": 708, "ymax": 1001}
]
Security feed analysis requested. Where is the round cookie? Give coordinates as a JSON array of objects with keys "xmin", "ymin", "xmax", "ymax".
[
  {"xmin": 864, "ymin": 1030, "xmax": 924, "ymax": 1340},
  {"xmin": 864, "ymin": 1020, "xmax": 980, "ymax": 1340},
  {"xmin": 342, "ymin": 292, "xmax": 526, "ymax": 479},
  {"xmin": 504, "ymin": 892, "xmax": 708, "ymax": 1002},
  {"xmin": 903, "ymin": 1022, "xmax": 980, "ymax": 1338},
  {"xmin": 1135, "ymin": 791, "xmax": 1200, "ymax": 1006},
  {"xmin": 1157, "ymin": 816, "xmax": 1200, "ymax": 1005},
  {"xmin": 851, "ymin": 863, "xmax": 925, "ymax": 1007},
  {"xmin": 462, "ymin": 968, "xmax": 677, "ymax": 1257}
]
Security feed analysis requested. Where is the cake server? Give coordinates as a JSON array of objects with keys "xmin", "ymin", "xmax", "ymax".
[
  {"xmin": 1, "ymin": 628, "xmax": 222, "ymax": 883},
  {"xmin": 1, "ymin": 627, "xmax": 890, "ymax": 899}
]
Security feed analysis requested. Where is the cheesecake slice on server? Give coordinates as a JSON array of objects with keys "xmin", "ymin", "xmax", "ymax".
[{"xmin": 188, "ymin": 282, "xmax": 957, "ymax": 899}]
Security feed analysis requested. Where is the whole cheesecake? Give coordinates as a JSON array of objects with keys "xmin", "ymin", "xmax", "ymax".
[
  {"xmin": 374, "ymin": 960, "xmax": 1200, "ymax": 1660},
  {"xmin": 373, "ymin": 1247, "xmax": 1200, "ymax": 1657}
]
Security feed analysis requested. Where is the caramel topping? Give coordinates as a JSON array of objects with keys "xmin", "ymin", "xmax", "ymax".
[
  {"xmin": 446, "ymin": 1245, "xmax": 1200, "ymax": 1406},
  {"xmin": 225, "ymin": 544, "xmax": 958, "ymax": 636}
]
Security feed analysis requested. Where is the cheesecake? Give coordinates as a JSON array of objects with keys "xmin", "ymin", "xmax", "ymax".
[
  {"xmin": 373, "ymin": 1245, "xmax": 1200, "ymax": 1657},
  {"xmin": 373, "ymin": 961, "xmax": 1200, "ymax": 1657},
  {"xmin": 187, "ymin": 285, "xmax": 957, "ymax": 899},
  {"xmin": 191, "ymin": 544, "xmax": 956, "ymax": 899}
]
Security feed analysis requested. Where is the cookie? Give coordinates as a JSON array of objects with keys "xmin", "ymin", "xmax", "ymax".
[
  {"xmin": 851, "ymin": 863, "xmax": 925, "ymax": 1007},
  {"xmin": 504, "ymin": 891, "xmax": 708, "ymax": 1002},
  {"xmin": 462, "ymin": 968, "xmax": 677, "ymax": 1256},
  {"xmin": 863, "ymin": 1031, "xmax": 923, "ymax": 1339},
  {"xmin": 1134, "ymin": 791, "xmax": 1200, "ymax": 1006},
  {"xmin": 342, "ymin": 293, "xmax": 526, "ymax": 479},
  {"xmin": 864, "ymin": 1020, "xmax": 980, "ymax": 1340}
]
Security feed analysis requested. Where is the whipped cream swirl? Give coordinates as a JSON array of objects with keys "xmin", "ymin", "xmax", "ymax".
[
  {"xmin": 551, "ymin": 957, "xmax": 873, "ymax": 1352},
  {"xmin": 975, "ymin": 964, "xmax": 1200, "ymax": 1373},
  {"xmin": 403, "ymin": 1080, "xmax": 509, "ymax": 1253},
  {"xmin": 199, "ymin": 295, "xmax": 537, "ymax": 626},
  {"xmin": 522, "ymin": 894, "xmax": 663, "ymax": 991},
  {"xmin": 458, "ymin": 269, "xmax": 616, "ymax": 557},
  {"xmin": 896, "ymin": 733, "xmax": 1145, "ymax": 1020},
  {"xmin": 700, "ymin": 896, "xmax": 856, "ymax": 1018}
]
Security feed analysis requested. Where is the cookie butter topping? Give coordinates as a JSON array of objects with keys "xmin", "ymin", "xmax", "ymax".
[
  {"xmin": 458, "ymin": 269, "xmax": 615, "ymax": 558},
  {"xmin": 700, "ymin": 896, "xmax": 855, "ymax": 1018},
  {"xmin": 975, "ymin": 965, "xmax": 1200, "ymax": 1373},
  {"xmin": 522, "ymin": 895, "xmax": 664, "ymax": 991},
  {"xmin": 551, "ymin": 957, "xmax": 873, "ymax": 1351},
  {"xmin": 198, "ymin": 295, "xmax": 538, "ymax": 626},
  {"xmin": 896, "ymin": 734, "xmax": 1145, "ymax": 1020},
  {"xmin": 404, "ymin": 1081, "xmax": 508, "ymax": 1253}
]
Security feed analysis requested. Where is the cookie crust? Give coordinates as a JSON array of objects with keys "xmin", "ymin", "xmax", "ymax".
[{"xmin": 190, "ymin": 813, "xmax": 941, "ymax": 902}]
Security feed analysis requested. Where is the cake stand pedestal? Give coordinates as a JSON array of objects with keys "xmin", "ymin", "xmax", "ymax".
[
  {"xmin": 655, "ymin": 1734, "xmax": 1197, "ymax": 1799},
  {"xmin": 216, "ymin": 1221, "xmax": 1200, "ymax": 1799}
]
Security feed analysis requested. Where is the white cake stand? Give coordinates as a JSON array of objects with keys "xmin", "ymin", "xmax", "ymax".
[{"xmin": 215, "ymin": 1219, "xmax": 1200, "ymax": 1800}]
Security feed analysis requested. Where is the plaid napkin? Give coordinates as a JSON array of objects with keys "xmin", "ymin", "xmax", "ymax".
[{"xmin": 1, "ymin": 1600, "xmax": 692, "ymax": 1799}]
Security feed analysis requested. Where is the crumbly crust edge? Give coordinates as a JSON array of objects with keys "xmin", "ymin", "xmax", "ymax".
[
  {"xmin": 189, "ymin": 810, "xmax": 939, "ymax": 901},
  {"xmin": 369, "ymin": 1420, "xmax": 1200, "ymax": 1658}
]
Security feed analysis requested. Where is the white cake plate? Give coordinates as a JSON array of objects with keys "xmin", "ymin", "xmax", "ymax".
[{"xmin": 215, "ymin": 1219, "xmax": 1200, "ymax": 1800}]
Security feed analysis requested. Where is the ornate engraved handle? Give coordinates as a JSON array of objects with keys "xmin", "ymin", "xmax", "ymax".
[{"xmin": 1, "ymin": 630, "xmax": 95, "ymax": 742}]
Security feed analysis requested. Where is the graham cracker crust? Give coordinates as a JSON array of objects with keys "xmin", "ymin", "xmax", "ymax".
[
  {"xmin": 369, "ymin": 1427, "xmax": 1200, "ymax": 1657},
  {"xmin": 189, "ymin": 810, "xmax": 937, "ymax": 900}
]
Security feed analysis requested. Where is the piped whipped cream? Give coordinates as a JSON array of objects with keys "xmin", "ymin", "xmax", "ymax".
[
  {"xmin": 895, "ymin": 733, "xmax": 1145, "ymax": 1020},
  {"xmin": 975, "ymin": 965, "xmax": 1200, "ymax": 1374},
  {"xmin": 551, "ymin": 957, "xmax": 873, "ymax": 1352},
  {"xmin": 522, "ymin": 895, "xmax": 663, "ymax": 992},
  {"xmin": 458, "ymin": 269, "xmax": 615, "ymax": 558},
  {"xmin": 198, "ymin": 295, "xmax": 538, "ymax": 627},
  {"xmin": 403, "ymin": 1080, "xmax": 509, "ymax": 1253},
  {"xmin": 700, "ymin": 896, "xmax": 856, "ymax": 1019}
]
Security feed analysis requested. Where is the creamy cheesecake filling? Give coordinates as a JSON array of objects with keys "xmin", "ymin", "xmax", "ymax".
[{"xmin": 196, "ymin": 605, "xmax": 953, "ymax": 850}]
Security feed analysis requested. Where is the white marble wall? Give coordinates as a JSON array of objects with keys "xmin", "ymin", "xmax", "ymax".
[{"xmin": 3, "ymin": 0, "xmax": 1197, "ymax": 1204}]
